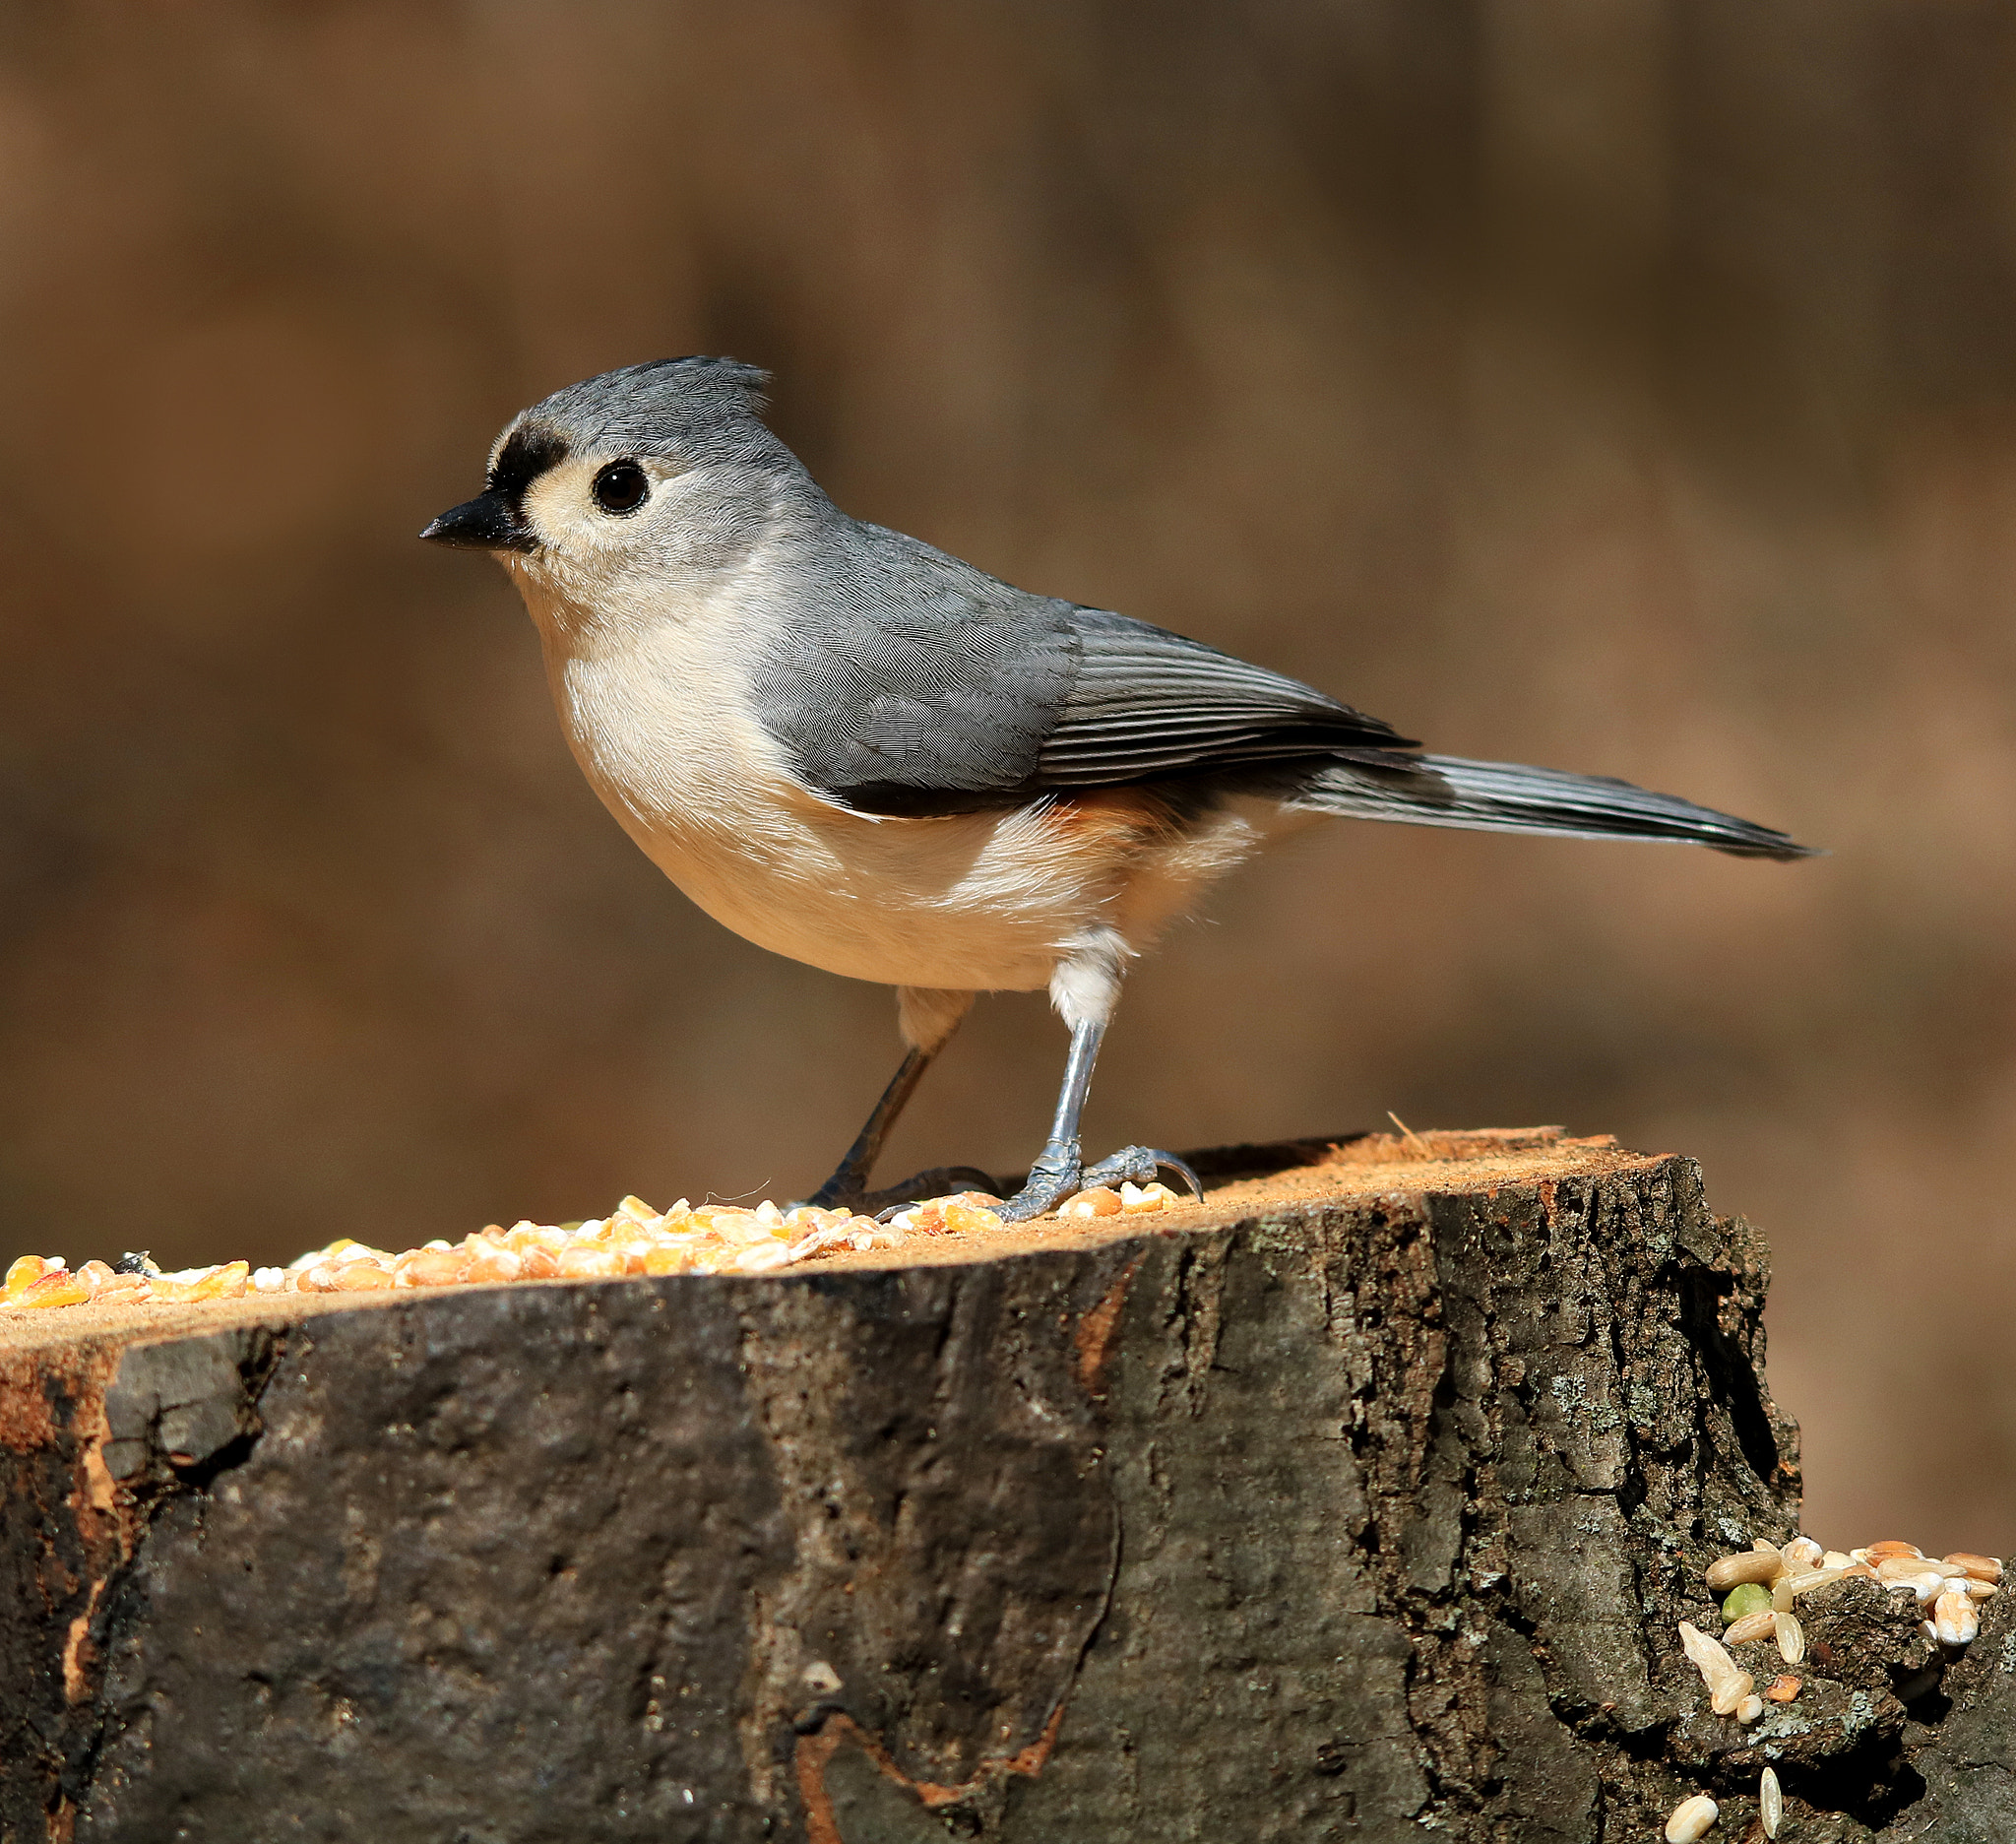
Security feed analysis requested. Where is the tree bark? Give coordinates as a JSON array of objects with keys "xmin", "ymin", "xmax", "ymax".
[{"xmin": 0, "ymin": 1130, "xmax": 2005, "ymax": 1841}]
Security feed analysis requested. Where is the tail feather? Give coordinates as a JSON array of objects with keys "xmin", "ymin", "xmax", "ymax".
[{"xmin": 1289, "ymin": 754, "xmax": 1818, "ymax": 861}]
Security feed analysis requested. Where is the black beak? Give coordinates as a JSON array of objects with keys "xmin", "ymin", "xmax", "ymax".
[{"xmin": 418, "ymin": 489, "xmax": 536, "ymax": 553}]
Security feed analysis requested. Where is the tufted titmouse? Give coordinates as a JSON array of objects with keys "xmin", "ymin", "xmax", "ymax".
[{"xmin": 422, "ymin": 357, "xmax": 1813, "ymax": 1222}]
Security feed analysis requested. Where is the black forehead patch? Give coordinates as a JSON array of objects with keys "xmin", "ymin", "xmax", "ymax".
[{"xmin": 488, "ymin": 425, "xmax": 569, "ymax": 498}]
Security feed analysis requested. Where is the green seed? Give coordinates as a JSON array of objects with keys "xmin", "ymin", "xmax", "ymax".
[{"xmin": 1724, "ymin": 1581, "xmax": 1773, "ymax": 1623}]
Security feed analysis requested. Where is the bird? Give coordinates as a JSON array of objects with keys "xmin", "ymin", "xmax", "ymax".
[{"xmin": 420, "ymin": 356, "xmax": 1815, "ymax": 1224}]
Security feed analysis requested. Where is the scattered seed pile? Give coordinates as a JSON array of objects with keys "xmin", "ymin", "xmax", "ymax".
[
  {"xmin": 1664, "ymin": 1534, "xmax": 2003, "ymax": 1839},
  {"xmin": 0, "ymin": 1179, "xmax": 1185, "ymax": 1312}
]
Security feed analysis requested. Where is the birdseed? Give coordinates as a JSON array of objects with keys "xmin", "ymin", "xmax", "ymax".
[
  {"xmin": 1932, "ymin": 1587, "xmax": 1981, "ymax": 1647},
  {"xmin": 0, "ymin": 1179, "xmax": 1186, "ymax": 1316},
  {"xmin": 1705, "ymin": 1551, "xmax": 1779, "ymax": 1592},
  {"xmin": 1722, "ymin": 1582, "xmax": 1773, "ymax": 1624},
  {"xmin": 1943, "ymin": 1552, "xmax": 2003, "ymax": 1584},
  {"xmin": 1685, "ymin": 1530, "xmax": 2002, "ymax": 1731},
  {"xmin": 1722, "ymin": 1609, "xmax": 1777, "ymax": 1647},
  {"xmin": 1779, "ymin": 1536, "xmax": 1824, "ymax": 1572},
  {"xmin": 1774, "ymin": 1610, "xmax": 1804, "ymax": 1665},
  {"xmin": 1665, "ymin": 1793, "xmax": 1718, "ymax": 1842},
  {"xmin": 1759, "ymin": 1765, "xmax": 1783, "ymax": 1838}
]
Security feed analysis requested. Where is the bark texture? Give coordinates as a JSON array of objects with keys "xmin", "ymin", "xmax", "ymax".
[{"xmin": 0, "ymin": 1133, "xmax": 2006, "ymax": 1841}]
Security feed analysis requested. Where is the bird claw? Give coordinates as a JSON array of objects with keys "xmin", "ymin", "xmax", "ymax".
[
  {"xmin": 995, "ymin": 1144, "xmax": 1206, "ymax": 1225},
  {"xmin": 1080, "ymin": 1146, "xmax": 1205, "ymax": 1202},
  {"xmin": 988, "ymin": 1138, "xmax": 1082, "ymax": 1225}
]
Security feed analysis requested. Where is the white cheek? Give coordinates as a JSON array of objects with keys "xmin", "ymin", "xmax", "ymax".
[{"xmin": 521, "ymin": 462, "xmax": 689, "ymax": 549}]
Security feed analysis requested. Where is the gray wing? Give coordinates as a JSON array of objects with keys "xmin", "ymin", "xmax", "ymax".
[{"xmin": 746, "ymin": 522, "xmax": 1415, "ymax": 817}]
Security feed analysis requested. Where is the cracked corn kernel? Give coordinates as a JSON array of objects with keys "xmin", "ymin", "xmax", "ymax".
[
  {"xmin": 1735, "ymin": 1693, "xmax": 1764, "ymax": 1724},
  {"xmin": 1762, "ymin": 1676, "xmax": 1800, "ymax": 1701},
  {"xmin": 708, "ymin": 1212, "xmax": 771, "ymax": 1246},
  {"xmin": 146, "ymin": 1278, "xmax": 205, "ymax": 1304},
  {"xmin": 941, "ymin": 1201, "xmax": 1004, "ymax": 1235},
  {"xmin": 1780, "ymin": 1537, "xmax": 1824, "ymax": 1571},
  {"xmin": 1, "ymin": 1163, "xmax": 1182, "ymax": 1316},
  {"xmin": 1705, "ymin": 1551, "xmax": 1779, "ymax": 1592},
  {"xmin": 1865, "ymin": 1540, "xmax": 1923, "ymax": 1561},
  {"xmin": 464, "ymin": 1246, "xmax": 522, "ymax": 1285},
  {"xmin": 1664, "ymin": 1794, "xmax": 1718, "ymax": 1843},
  {"xmin": 194, "ymin": 1261, "xmax": 250, "ymax": 1300},
  {"xmin": 18, "ymin": 1271, "xmax": 91, "ymax": 1308},
  {"xmin": 403, "ymin": 1248, "xmax": 471, "ymax": 1287},
  {"xmin": 1060, "ymin": 1186, "xmax": 1123, "ymax": 1219},
  {"xmin": 783, "ymin": 1225, "xmax": 850, "ymax": 1263},
  {"xmin": 4, "ymin": 1255, "xmax": 56, "ymax": 1299}
]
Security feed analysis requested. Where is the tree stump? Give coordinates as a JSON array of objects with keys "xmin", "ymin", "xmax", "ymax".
[{"xmin": 1, "ymin": 1129, "xmax": 2007, "ymax": 1841}]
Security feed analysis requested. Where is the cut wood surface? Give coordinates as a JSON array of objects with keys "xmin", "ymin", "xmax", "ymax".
[{"xmin": 0, "ymin": 1129, "xmax": 2006, "ymax": 1842}]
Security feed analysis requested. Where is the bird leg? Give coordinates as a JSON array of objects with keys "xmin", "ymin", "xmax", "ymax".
[
  {"xmin": 803, "ymin": 987, "xmax": 992, "ymax": 1214},
  {"xmin": 994, "ymin": 1009, "xmax": 1205, "ymax": 1227},
  {"xmin": 803, "ymin": 1043, "xmax": 994, "ymax": 1213}
]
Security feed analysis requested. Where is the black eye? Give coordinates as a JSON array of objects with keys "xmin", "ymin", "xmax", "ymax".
[{"xmin": 592, "ymin": 460, "xmax": 649, "ymax": 515}]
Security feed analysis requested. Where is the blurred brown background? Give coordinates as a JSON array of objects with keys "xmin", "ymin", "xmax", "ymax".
[{"xmin": 0, "ymin": 0, "xmax": 2011, "ymax": 1548}]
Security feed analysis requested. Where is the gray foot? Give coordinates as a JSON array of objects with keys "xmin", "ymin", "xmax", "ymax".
[
  {"xmin": 994, "ymin": 1148, "xmax": 1084, "ymax": 1225},
  {"xmin": 1081, "ymin": 1147, "xmax": 1205, "ymax": 1201},
  {"xmin": 994, "ymin": 1144, "xmax": 1205, "ymax": 1226}
]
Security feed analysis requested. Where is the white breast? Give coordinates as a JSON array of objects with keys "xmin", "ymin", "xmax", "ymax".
[{"xmin": 511, "ymin": 569, "xmax": 1124, "ymax": 992}]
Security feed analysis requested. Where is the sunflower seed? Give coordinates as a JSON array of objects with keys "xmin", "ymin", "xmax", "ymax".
[
  {"xmin": 1706, "ymin": 1552, "xmax": 1781, "ymax": 1592},
  {"xmin": 1723, "ymin": 1609, "xmax": 1777, "ymax": 1646}
]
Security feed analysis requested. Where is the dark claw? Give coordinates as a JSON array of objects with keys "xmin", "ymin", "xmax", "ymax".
[{"xmin": 1079, "ymin": 1147, "xmax": 1205, "ymax": 1202}]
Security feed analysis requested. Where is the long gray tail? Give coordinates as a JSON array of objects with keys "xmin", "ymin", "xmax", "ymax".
[{"xmin": 1288, "ymin": 754, "xmax": 1817, "ymax": 860}]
